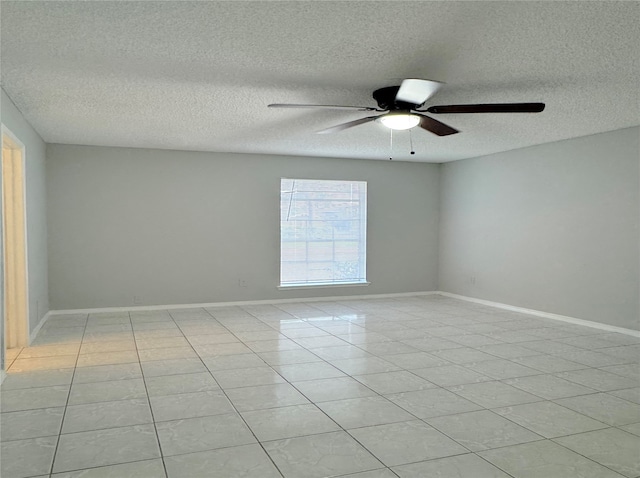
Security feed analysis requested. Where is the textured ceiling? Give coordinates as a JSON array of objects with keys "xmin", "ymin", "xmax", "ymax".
[{"xmin": 1, "ymin": 1, "xmax": 638, "ymax": 162}]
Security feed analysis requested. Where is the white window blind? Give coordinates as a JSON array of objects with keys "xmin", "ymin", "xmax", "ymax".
[{"xmin": 280, "ymin": 178, "xmax": 367, "ymax": 287}]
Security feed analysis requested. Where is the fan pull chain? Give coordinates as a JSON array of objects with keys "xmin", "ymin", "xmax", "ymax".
[
  {"xmin": 409, "ymin": 128, "xmax": 415, "ymax": 155},
  {"xmin": 389, "ymin": 129, "xmax": 393, "ymax": 160}
]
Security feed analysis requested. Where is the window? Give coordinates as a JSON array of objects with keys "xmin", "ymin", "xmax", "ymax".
[{"xmin": 280, "ymin": 178, "xmax": 367, "ymax": 287}]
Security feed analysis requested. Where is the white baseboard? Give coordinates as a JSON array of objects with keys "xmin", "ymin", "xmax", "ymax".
[
  {"xmin": 46, "ymin": 290, "xmax": 639, "ymax": 338},
  {"xmin": 49, "ymin": 291, "xmax": 438, "ymax": 316},
  {"xmin": 1, "ymin": 312, "xmax": 50, "ymax": 376},
  {"xmin": 437, "ymin": 291, "xmax": 640, "ymax": 338},
  {"xmin": 29, "ymin": 311, "xmax": 52, "ymax": 345}
]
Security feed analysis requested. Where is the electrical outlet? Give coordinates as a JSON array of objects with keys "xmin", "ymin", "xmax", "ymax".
[
  {"xmin": 238, "ymin": 279, "xmax": 248, "ymax": 288},
  {"xmin": 133, "ymin": 295, "xmax": 142, "ymax": 305}
]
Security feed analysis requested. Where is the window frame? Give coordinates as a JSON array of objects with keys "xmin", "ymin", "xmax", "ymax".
[{"xmin": 278, "ymin": 177, "xmax": 369, "ymax": 289}]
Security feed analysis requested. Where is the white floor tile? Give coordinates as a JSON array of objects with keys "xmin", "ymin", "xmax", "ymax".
[
  {"xmin": 144, "ymin": 372, "xmax": 219, "ymax": 397},
  {"xmin": 1, "ymin": 368, "xmax": 74, "ymax": 390},
  {"xmin": 292, "ymin": 376, "xmax": 377, "ymax": 402},
  {"xmin": 503, "ymin": 374, "xmax": 597, "ymax": 400},
  {"xmin": 62, "ymin": 398, "xmax": 152, "ymax": 433},
  {"xmin": 412, "ymin": 364, "xmax": 492, "ymax": 387},
  {"xmin": 554, "ymin": 428, "xmax": 640, "ymax": 477},
  {"xmin": 263, "ymin": 431, "xmax": 383, "ymax": 478},
  {"xmin": 72, "ymin": 363, "xmax": 143, "ymax": 384},
  {"xmin": 393, "ymin": 453, "xmax": 510, "ymax": 478},
  {"xmin": 53, "ymin": 425, "xmax": 161, "ymax": 473},
  {"xmin": 426, "ymin": 410, "xmax": 543, "ymax": 451},
  {"xmin": 317, "ymin": 396, "xmax": 415, "ymax": 429},
  {"xmin": 353, "ymin": 370, "xmax": 435, "ymax": 395},
  {"xmin": 164, "ymin": 444, "xmax": 280, "ymax": 478},
  {"xmin": 241, "ymin": 403, "xmax": 340, "ymax": 441},
  {"xmin": 212, "ymin": 366, "xmax": 285, "ymax": 389},
  {"xmin": 51, "ymin": 458, "xmax": 166, "ymax": 478},
  {"xmin": 1, "ymin": 385, "xmax": 70, "ymax": 412},
  {"xmin": 493, "ymin": 401, "xmax": 608, "ymax": 438},
  {"xmin": 328, "ymin": 356, "xmax": 401, "ymax": 375},
  {"xmin": 68, "ymin": 378, "xmax": 147, "ymax": 405},
  {"xmin": 226, "ymin": 382, "xmax": 310, "ymax": 411},
  {"xmin": 348, "ymin": 420, "xmax": 468, "ymax": 466},
  {"xmin": 150, "ymin": 390, "xmax": 235, "ymax": 422},
  {"xmin": 554, "ymin": 392, "xmax": 640, "ymax": 426},
  {"xmin": 387, "ymin": 388, "xmax": 482, "ymax": 418},
  {"xmin": 274, "ymin": 361, "xmax": 346, "ymax": 382},
  {"xmin": 1, "ymin": 436, "xmax": 57, "ymax": 478},
  {"xmin": 448, "ymin": 381, "xmax": 542, "ymax": 408},
  {"xmin": 156, "ymin": 413, "xmax": 256, "ymax": 457},
  {"xmin": 1, "ymin": 407, "xmax": 65, "ymax": 441},
  {"xmin": 555, "ymin": 368, "xmax": 639, "ymax": 391},
  {"xmin": 4, "ymin": 295, "xmax": 637, "ymax": 478},
  {"xmin": 479, "ymin": 439, "xmax": 625, "ymax": 478},
  {"xmin": 140, "ymin": 358, "xmax": 207, "ymax": 377}
]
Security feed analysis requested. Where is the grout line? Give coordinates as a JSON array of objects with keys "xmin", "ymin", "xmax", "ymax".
[
  {"xmin": 48, "ymin": 312, "xmax": 89, "ymax": 476},
  {"xmin": 44, "ymin": 458, "xmax": 165, "ymax": 477},
  {"xmin": 472, "ymin": 454, "xmax": 519, "ymax": 478},
  {"xmin": 545, "ymin": 437, "xmax": 629, "ymax": 478},
  {"xmin": 131, "ymin": 310, "xmax": 171, "ymax": 478}
]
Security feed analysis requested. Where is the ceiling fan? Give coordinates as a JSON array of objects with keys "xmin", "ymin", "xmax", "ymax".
[{"xmin": 268, "ymin": 79, "xmax": 545, "ymax": 136}]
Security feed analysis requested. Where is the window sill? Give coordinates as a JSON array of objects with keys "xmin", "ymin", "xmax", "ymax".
[{"xmin": 278, "ymin": 282, "xmax": 370, "ymax": 291}]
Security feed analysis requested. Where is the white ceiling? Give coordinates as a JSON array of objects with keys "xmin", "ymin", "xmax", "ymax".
[{"xmin": 1, "ymin": 1, "xmax": 638, "ymax": 163}]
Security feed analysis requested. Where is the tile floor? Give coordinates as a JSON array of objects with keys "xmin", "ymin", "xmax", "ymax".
[{"xmin": 1, "ymin": 295, "xmax": 639, "ymax": 478}]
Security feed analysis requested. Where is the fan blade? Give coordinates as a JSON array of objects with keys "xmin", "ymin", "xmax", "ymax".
[
  {"xmin": 425, "ymin": 103, "xmax": 545, "ymax": 114},
  {"xmin": 415, "ymin": 113, "xmax": 459, "ymax": 136},
  {"xmin": 316, "ymin": 116, "xmax": 380, "ymax": 134},
  {"xmin": 268, "ymin": 103, "xmax": 377, "ymax": 111},
  {"xmin": 395, "ymin": 79, "xmax": 443, "ymax": 106}
]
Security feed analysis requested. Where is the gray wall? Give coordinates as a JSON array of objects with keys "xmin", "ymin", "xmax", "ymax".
[
  {"xmin": 1, "ymin": 89, "xmax": 50, "ymax": 340},
  {"xmin": 439, "ymin": 127, "xmax": 640, "ymax": 330},
  {"xmin": 47, "ymin": 145, "xmax": 440, "ymax": 309}
]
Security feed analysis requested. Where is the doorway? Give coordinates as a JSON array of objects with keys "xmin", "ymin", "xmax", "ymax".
[{"xmin": 2, "ymin": 126, "xmax": 29, "ymax": 372}]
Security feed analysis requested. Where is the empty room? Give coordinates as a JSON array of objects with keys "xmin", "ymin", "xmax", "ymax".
[{"xmin": 0, "ymin": 2, "xmax": 638, "ymax": 478}]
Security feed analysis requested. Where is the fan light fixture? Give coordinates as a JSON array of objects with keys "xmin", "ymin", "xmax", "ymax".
[{"xmin": 379, "ymin": 113, "xmax": 420, "ymax": 130}]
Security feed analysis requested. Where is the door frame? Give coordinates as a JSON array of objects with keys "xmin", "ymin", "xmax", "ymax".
[{"xmin": 1, "ymin": 124, "xmax": 30, "ymax": 363}]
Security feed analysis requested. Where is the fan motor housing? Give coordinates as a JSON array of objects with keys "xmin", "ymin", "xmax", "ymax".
[{"xmin": 373, "ymin": 86, "xmax": 419, "ymax": 110}]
